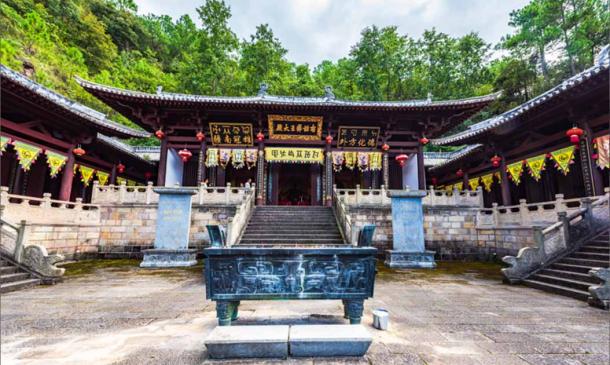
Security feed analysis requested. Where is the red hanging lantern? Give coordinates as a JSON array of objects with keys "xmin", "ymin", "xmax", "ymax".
[
  {"xmin": 456, "ymin": 169, "xmax": 464, "ymax": 178},
  {"xmin": 490, "ymin": 155, "xmax": 502, "ymax": 168},
  {"xmin": 395, "ymin": 154, "xmax": 408, "ymax": 167},
  {"xmin": 381, "ymin": 143, "xmax": 390, "ymax": 151},
  {"xmin": 325, "ymin": 134, "xmax": 333, "ymax": 144},
  {"xmin": 565, "ymin": 126, "xmax": 583, "ymax": 144},
  {"xmin": 116, "ymin": 163, "xmax": 126, "ymax": 174},
  {"xmin": 155, "ymin": 129, "xmax": 165, "ymax": 140},
  {"xmin": 144, "ymin": 171, "xmax": 153, "ymax": 180},
  {"xmin": 431, "ymin": 177, "xmax": 438, "ymax": 186},
  {"xmin": 196, "ymin": 131, "xmax": 205, "ymax": 142},
  {"xmin": 73, "ymin": 145, "xmax": 86, "ymax": 156},
  {"xmin": 419, "ymin": 136, "xmax": 429, "ymax": 145},
  {"xmin": 178, "ymin": 148, "xmax": 192, "ymax": 162},
  {"xmin": 592, "ymin": 153, "xmax": 599, "ymax": 160},
  {"xmin": 256, "ymin": 132, "xmax": 265, "ymax": 142}
]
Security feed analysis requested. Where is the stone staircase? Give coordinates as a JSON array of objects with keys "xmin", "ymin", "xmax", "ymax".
[
  {"xmin": 238, "ymin": 206, "xmax": 345, "ymax": 245},
  {"xmin": 523, "ymin": 230, "xmax": 609, "ymax": 301},
  {"xmin": 0, "ymin": 257, "xmax": 41, "ymax": 294}
]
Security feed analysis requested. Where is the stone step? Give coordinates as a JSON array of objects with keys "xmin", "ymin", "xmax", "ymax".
[
  {"xmin": 0, "ymin": 272, "xmax": 31, "ymax": 284},
  {"xmin": 550, "ymin": 262, "xmax": 596, "ymax": 274},
  {"xmin": 559, "ymin": 257, "xmax": 610, "ymax": 268},
  {"xmin": 243, "ymin": 228, "xmax": 341, "ymax": 233},
  {"xmin": 289, "ymin": 325, "xmax": 372, "ymax": 357},
  {"xmin": 570, "ymin": 252, "xmax": 610, "ymax": 261},
  {"xmin": 586, "ymin": 240, "xmax": 609, "ymax": 247},
  {"xmin": 538, "ymin": 269, "xmax": 600, "ymax": 284},
  {"xmin": 0, "ymin": 278, "xmax": 41, "ymax": 294},
  {"xmin": 0, "ymin": 266, "xmax": 18, "ymax": 275},
  {"xmin": 242, "ymin": 232, "xmax": 342, "ymax": 237},
  {"xmin": 239, "ymin": 238, "xmax": 344, "ymax": 245},
  {"xmin": 579, "ymin": 246, "xmax": 610, "ymax": 253},
  {"xmin": 529, "ymin": 273, "xmax": 592, "ymax": 292},
  {"xmin": 522, "ymin": 279, "xmax": 589, "ymax": 301},
  {"xmin": 205, "ymin": 325, "xmax": 289, "ymax": 359}
]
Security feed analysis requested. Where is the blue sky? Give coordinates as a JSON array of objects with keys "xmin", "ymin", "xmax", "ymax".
[{"xmin": 134, "ymin": 0, "xmax": 530, "ymax": 66}]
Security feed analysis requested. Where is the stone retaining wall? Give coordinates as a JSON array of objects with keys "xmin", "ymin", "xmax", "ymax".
[
  {"xmin": 348, "ymin": 205, "xmax": 535, "ymax": 260},
  {"xmin": 24, "ymin": 224, "xmax": 101, "ymax": 260}
]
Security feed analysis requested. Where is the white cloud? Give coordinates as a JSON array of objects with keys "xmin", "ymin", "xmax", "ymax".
[{"xmin": 134, "ymin": 0, "xmax": 530, "ymax": 65}]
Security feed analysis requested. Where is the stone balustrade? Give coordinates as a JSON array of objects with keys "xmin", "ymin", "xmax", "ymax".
[
  {"xmin": 476, "ymin": 188, "xmax": 610, "ymax": 227},
  {"xmin": 334, "ymin": 185, "xmax": 483, "ymax": 207},
  {"xmin": 225, "ymin": 187, "xmax": 256, "ymax": 246},
  {"xmin": 0, "ymin": 186, "xmax": 100, "ymax": 225},
  {"xmin": 91, "ymin": 181, "xmax": 250, "ymax": 206}
]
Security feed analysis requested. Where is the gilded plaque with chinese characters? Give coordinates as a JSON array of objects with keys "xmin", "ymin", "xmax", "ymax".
[
  {"xmin": 209, "ymin": 123, "xmax": 253, "ymax": 146},
  {"xmin": 337, "ymin": 126, "xmax": 380, "ymax": 148},
  {"xmin": 268, "ymin": 115, "xmax": 323, "ymax": 141}
]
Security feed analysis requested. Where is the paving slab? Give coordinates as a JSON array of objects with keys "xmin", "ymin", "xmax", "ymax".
[
  {"xmin": 289, "ymin": 324, "xmax": 372, "ymax": 357},
  {"xmin": 205, "ymin": 325, "xmax": 289, "ymax": 359}
]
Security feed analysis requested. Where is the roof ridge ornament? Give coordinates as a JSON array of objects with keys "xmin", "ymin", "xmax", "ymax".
[
  {"xmin": 257, "ymin": 83, "xmax": 268, "ymax": 97},
  {"xmin": 426, "ymin": 92, "xmax": 433, "ymax": 103},
  {"xmin": 595, "ymin": 44, "xmax": 609, "ymax": 66},
  {"xmin": 156, "ymin": 85, "xmax": 163, "ymax": 95},
  {"xmin": 324, "ymin": 86, "xmax": 335, "ymax": 100}
]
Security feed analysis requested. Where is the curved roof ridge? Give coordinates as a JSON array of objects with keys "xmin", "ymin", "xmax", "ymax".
[
  {"xmin": 432, "ymin": 49, "xmax": 610, "ymax": 146},
  {"xmin": 1, "ymin": 65, "xmax": 148, "ymax": 139},
  {"xmin": 75, "ymin": 76, "xmax": 500, "ymax": 108}
]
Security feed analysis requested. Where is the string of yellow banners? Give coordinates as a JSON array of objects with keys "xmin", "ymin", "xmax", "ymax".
[{"xmin": 445, "ymin": 145, "xmax": 576, "ymax": 191}]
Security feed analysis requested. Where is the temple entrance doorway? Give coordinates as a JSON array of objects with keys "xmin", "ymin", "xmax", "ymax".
[{"xmin": 268, "ymin": 163, "xmax": 322, "ymax": 205}]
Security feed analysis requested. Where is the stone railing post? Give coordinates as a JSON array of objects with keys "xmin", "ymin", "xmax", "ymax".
[
  {"xmin": 0, "ymin": 186, "xmax": 8, "ymax": 208},
  {"xmin": 476, "ymin": 187, "xmax": 484, "ymax": 207},
  {"xmin": 355, "ymin": 184, "xmax": 361, "ymax": 206},
  {"xmin": 42, "ymin": 193, "xmax": 52, "ymax": 209},
  {"xmin": 519, "ymin": 199, "xmax": 528, "ymax": 225},
  {"xmin": 118, "ymin": 181, "xmax": 127, "ymax": 203},
  {"xmin": 492, "ymin": 203, "xmax": 499, "ymax": 226},
  {"xmin": 557, "ymin": 211, "xmax": 570, "ymax": 246},
  {"xmin": 75, "ymin": 198, "xmax": 83, "ymax": 211},
  {"xmin": 581, "ymin": 197, "xmax": 593, "ymax": 230},
  {"xmin": 91, "ymin": 181, "xmax": 99, "ymax": 203},
  {"xmin": 533, "ymin": 227, "xmax": 546, "ymax": 264},
  {"xmin": 452, "ymin": 188, "xmax": 459, "ymax": 205},
  {"xmin": 381, "ymin": 185, "xmax": 388, "ymax": 205},
  {"xmin": 14, "ymin": 220, "xmax": 27, "ymax": 263},
  {"xmin": 198, "ymin": 182, "xmax": 205, "ymax": 205},
  {"xmin": 224, "ymin": 183, "xmax": 231, "ymax": 205},
  {"xmin": 554, "ymin": 194, "xmax": 565, "ymax": 213},
  {"xmin": 145, "ymin": 182, "xmax": 154, "ymax": 205}
]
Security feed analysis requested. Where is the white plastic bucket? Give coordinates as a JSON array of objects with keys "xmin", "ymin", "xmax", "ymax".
[{"xmin": 372, "ymin": 308, "xmax": 389, "ymax": 330}]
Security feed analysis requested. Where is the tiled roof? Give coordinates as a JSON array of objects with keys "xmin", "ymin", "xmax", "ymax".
[
  {"xmin": 96, "ymin": 134, "xmax": 155, "ymax": 165},
  {"xmin": 428, "ymin": 144, "xmax": 484, "ymax": 172},
  {"xmin": 76, "ymin": 77, "xmax": 500, "ymax": 111},
  {"xmin": 432, "ymin": 46, "xmax": 610, "ymax": 146},
  {"xmin": 1, "ymin": 65, "xmax": 149, "ymax": 138}
]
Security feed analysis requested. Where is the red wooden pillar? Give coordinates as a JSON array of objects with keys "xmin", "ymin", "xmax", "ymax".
[
  {"xmin": 109, "ymin": 164, "xmax": 117, "ymax": 185},
  {"xmin": 417, "ymin": 144, "xmax": 426, "ymax": 190},
  {"xmin": 256, "ymin": 138, "xmax": 265, "ymax": 205},
  {"xmin": 462, "ymin": 169, "xmax": 469, "ymax": 190},
  {"xmin": 157, "ymin": 138, "xmax": 168, "ymax": 186},
  {"xmin": 499, "ymin": 154, "xmax": 511, "ymax": 206},
  {"xmin": 59, "ymin": 149, "xmax": 75, "ymax": 201}
]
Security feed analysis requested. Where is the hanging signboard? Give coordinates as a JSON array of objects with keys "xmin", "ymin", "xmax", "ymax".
[
  {"xmin": 337, "ymin": 126, "xmax": 380, "ymax": 148},
  {"xmin": 268, "ymin": 115, "xmax": 323, "ymax": 141},
  {"xmin": 209, "ymin": 123, "xmax": 253, "ymax": 146},
  {"xmin": 265, "ymin": 147, "xmax": 324, "ymax": 164}
]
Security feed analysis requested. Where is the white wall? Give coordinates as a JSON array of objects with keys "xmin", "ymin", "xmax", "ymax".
[
  {"xmin": 165, "ymin": 148, "xmax": 184, "ymax": 186},
  {"xmin": 402, "ymin": 155, "xmax": 419, "ymax": 190}
]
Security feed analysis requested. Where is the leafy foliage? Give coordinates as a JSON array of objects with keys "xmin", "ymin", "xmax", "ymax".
[{"xmin": 0, "ymin": 0, "xmax": 607, "ymax": 149}]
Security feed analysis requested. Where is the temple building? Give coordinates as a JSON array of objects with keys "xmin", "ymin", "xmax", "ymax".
[
  {"xmin": 1, "ymin": 65, "xmax": 154, "ymax": 202},
  {"xmin": 429, "ymin": 46, "xmax": 610, "ymax": 207},
  {"xmin": 76, "ymin": 79, "xmax": 497, "ymax": 205}
]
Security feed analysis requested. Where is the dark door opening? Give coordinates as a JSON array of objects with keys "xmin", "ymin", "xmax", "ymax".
[{"xmin": 271, "ymin": 163, "xmax": 321, "ymax": 205}]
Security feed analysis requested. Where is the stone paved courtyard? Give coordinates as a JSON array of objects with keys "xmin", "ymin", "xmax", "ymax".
[{"xmin": 1, "ymin": 260, "xmax": 608, "ymax": 365}]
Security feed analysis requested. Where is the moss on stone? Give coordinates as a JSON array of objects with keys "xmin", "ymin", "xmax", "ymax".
[
  {"xmin": 61, "ymin": 259, "xmax": 140, "ymax": 277},
  {"xmin": 376, "ymin": 260, "xmax": 504, "ymax": 282}
]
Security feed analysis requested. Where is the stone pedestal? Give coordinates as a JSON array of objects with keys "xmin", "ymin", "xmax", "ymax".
[
  {"xmin": 385, "ymin": 189, "xmax": 436, "ymax": 269},
  {"xmin": 141, "ymin": 187, "xmax": 198, "ymax": 268}
]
